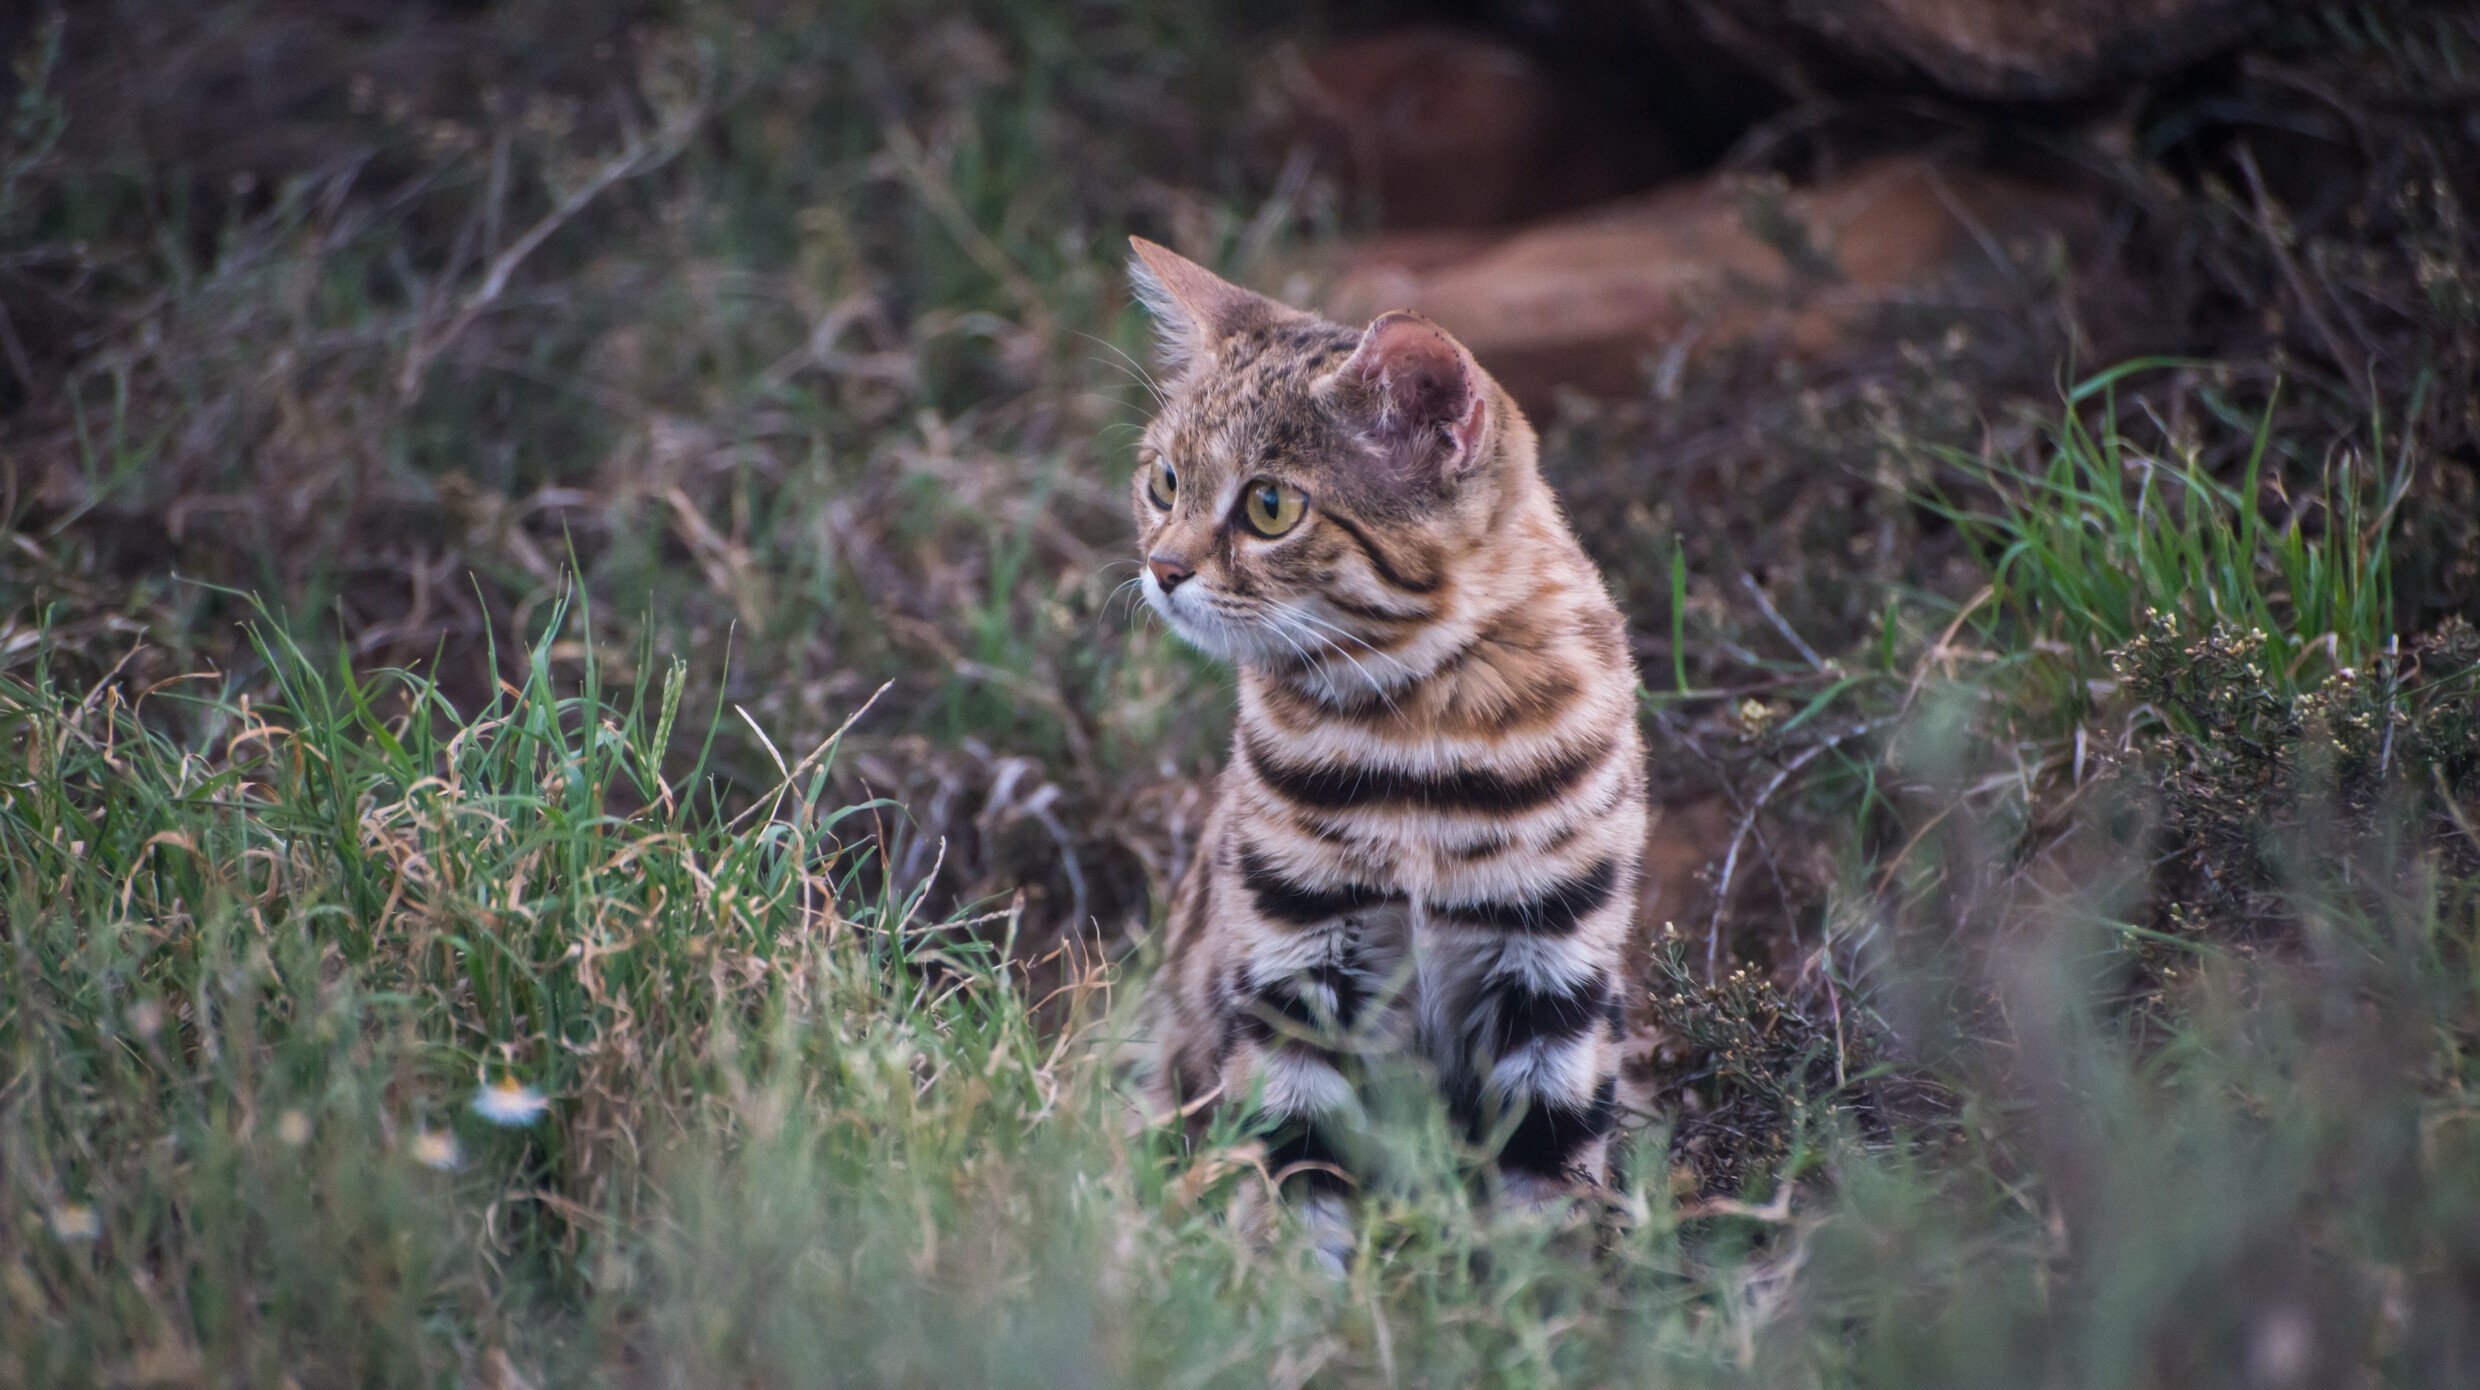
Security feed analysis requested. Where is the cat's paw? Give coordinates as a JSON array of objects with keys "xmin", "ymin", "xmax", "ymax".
[{"xmin": 1301, "ymin": 1189, "xmax": 1355, "ymax": 1278}]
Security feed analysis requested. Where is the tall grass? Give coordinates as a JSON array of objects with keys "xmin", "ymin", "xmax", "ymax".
[{"xmin": 0, "ymin": 596, "xmax": 1731, "ymax": 1385}]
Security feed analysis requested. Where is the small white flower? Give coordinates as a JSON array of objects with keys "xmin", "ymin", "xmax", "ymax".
[
  {"xmin": 411, "ymin": 1129, "xmax": 462, "ymax": 1171},
  {"xmin": 277, "ymin": 1109, "xmax": 312, "ymax": 1147},
  {"xmin": 48, "ymin": 1202, "xmax": 100, "ymax": 1242},
  {"xmin": 470, "ymin": 1077, "xmax": 551, "ymax": 1127}
]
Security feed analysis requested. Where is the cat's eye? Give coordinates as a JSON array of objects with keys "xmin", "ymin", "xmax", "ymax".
[
  {"xmin": 1147, "ymin": 458, "xmax": 1178, "ymax": 510},
  {"xmin": 1240, "ymin": 478, "xmax": 1307, "ymax": 537}
]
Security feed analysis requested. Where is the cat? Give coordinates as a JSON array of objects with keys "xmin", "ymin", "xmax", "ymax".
[{"xmin": 1127, "ymin": 237, "xmax": 1648, "ymax": 1223}]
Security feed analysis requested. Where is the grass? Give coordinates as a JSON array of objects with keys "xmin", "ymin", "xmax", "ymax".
[
  {"xmin": 3, "ymin": 493, "xmax": 2475, "ymax": 1384},
  {"xmin": 1944, "ymin": 361, "xmax": 2418, "ymax": 704},
  {"xmin": 0, "ymin": 589, "xmax": 1714, "ymax": 1383},
  {"xmin": 7, "ymin": 0, "xmax": 2480, "ymax": 1383}
]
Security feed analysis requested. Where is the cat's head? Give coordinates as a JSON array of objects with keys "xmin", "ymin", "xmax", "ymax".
[{"xmin": 1124, "ymin": 237, "xmax": 1530, "ymax": 678}]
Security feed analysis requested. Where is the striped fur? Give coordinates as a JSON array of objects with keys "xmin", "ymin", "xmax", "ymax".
[{"xmin": 1128, "ymin": 239, "xmax": 1647, "ymax": 1198}]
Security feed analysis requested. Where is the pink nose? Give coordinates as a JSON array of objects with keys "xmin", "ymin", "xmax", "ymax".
[{"xmin": 1147, "ymin": 555, "xmax": 1193, "ymax": 591}]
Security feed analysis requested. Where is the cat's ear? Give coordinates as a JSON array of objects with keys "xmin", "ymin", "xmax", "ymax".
[
  {"xmin": 1336, "ymin": 311, "xmax": 1488, "ymax": 479},
  {"xmin": 1127, "ymin": 237, "xmax": 1266, "ymax": 373}
]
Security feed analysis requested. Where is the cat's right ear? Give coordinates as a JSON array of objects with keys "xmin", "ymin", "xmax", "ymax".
[
  {"xmin": 1128, "ymin": 237, "xmax": 1263, "ymax": 373},
  {"xmin": 1335, "ymin": 310, "xmax": 1489, "ymax": 484}
]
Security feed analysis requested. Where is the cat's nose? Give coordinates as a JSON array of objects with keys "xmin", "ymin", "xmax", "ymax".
[{"xmin": 1147, "ymin": 555, "xmax": 1193, "ymax": 592}]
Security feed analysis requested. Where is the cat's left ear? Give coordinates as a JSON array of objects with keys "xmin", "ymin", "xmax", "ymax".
[{"xmin": 1336, "ymin": 311, "xmax": 1489, "ymax": 480}]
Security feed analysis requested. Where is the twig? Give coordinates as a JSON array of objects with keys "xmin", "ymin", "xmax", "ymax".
[
  {"xmin": 2435, "ymin": 766, "xmax": 2480, "ymax": 860},
  {"xmin": 2241, "ymin": 56, "xmax": 2378, "ymax": 158},
  {"xmin": 1639, "ymin": 670, "xmax": 1846, "ymax": 704},
  {"xmin": 1821, "ymin": 950, "xmax": 1847, "ymax": 1089},
  {"xmin": 880, "ymin": 123, "xmax": 1054, "ymax": 343},
  {"xmin": 2234, "ymin": 141, "xmax": 2367, "ymax": 392},
  {"xmin": 1739, "ymin": 572, "xmax": 1826, "ymax": 670},
  {"xmin": 398, "ymin": 77, "xmax": 710, "ymax": 403},
  {"xmin": 1708, "ymin": 718, "xmax": 1889, "ymax": 984},
  {"xmin": 723, "ymin": 680, "xmax": 893, "ymax": 836},
  {"xmin": 2377, "ymin": 633, "xmax": 2401, "ymax": 779},
  {"xmin": 1900, "ymin": 585, "xmax": 1993, "ymax": 713},
  {"xmin": 1922, "ymin": 162, "xmax": 2029, "ymax": 304},
  {"xmin": 0, "ymin": 297, "xmax": 36, "ymax": 402},
  {"xmin": 1018, "ymin": 782, "xmax": 1091, "ymax": 935},
  {"xmin": 1235, "ymin": 144, "xmax": 1316, "ymax": 274},
  {"xmin": 1677, "ymin": 1182, "xmax": 1794, "ymax": 1223},
  {"xmin": 1868, "ymin": 797, "xmax": 1963, "ymax": 898}
]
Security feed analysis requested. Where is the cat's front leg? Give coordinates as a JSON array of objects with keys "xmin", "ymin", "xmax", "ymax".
[
  {"xmin": 1419, "ymin": 886, "xmax": 1633, "ymax": 1199},
  {"xmin": 1152, "ymin": 816, "xmax": 1412, "ymax": 1263},
  {"xmin": 1215, "ymin": 894, "xmax": 1408, "ymax": 1181},
  {"xmin": 1210, "ymin": 887, "xmax": 1409, "ymax": 1268}
]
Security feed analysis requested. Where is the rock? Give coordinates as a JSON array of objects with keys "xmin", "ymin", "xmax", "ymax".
[
  {"xmin": 1267, "ymin": 25, "xmax": 1669, "ymax": 230},
  {"xmin": 1318, "ymin": 154, "xmax": 2093, "ymax": 409},
  {"xmin": 1681, "ymin": 0, "xmax": 2268, "ymax": 103}
]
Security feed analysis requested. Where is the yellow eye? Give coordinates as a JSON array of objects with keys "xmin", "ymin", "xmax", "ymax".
[
  {"xmin": 1241, "ymin": 478, "xmax": 1306, "ymax": 537},
  {"xmin": 1147, "ymin": 459, "xmax": 1177, "ymax": 510}
]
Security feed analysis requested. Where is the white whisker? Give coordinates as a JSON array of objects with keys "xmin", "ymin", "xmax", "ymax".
[
  {"xmin": 1272, "ymin": 606, "xmax": 1398, "ymax": 708},
  {"xmin": 1078, "ymin": 331, "xmax": 1169, "ymax": 407},
  {"xmin": 1288, "ymin": 607, "xmax": 1397, "ymax": 664},
  {"xmin": 1282, "ymin": 606, "xmax": 1409, "ymax": 702},
  {"xmin": 1260, "ymin": 611, "xmax": 1326, "ymax": 672},
  {"xmin": 1100, "ymin": 575, "xmax": 1149, "ymax": 627}
]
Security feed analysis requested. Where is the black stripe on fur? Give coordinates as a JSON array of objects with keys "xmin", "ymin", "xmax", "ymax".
[
  {"xmin": 1431, "ymin": 858, "xmax": 1619, "ymax": 935},
  {"xmin": 1237, "ymin": 845, "xmax": 1402, "ymax": 925},
  {"xmin": 1481, "ymin": 972, "xmax": 1611, "ymax": 1059},
  {"xmin": 1492, "ymin": 1076, "xmax": 1618, "ymax": 1179},
  {"xmin": 1320, "ymin": 510, "xmax": 1441, "ymax": 594},
  {"xmin": 1243, "ymin": 732, "xmax": 1610, "ymax": 816}
]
